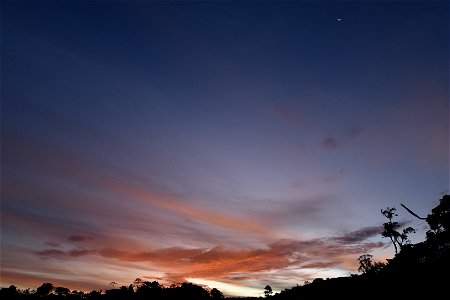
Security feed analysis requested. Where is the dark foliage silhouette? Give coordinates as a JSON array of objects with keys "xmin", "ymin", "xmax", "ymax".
[
  {"xmin": 54, "ymin": 287, "xmax": 70, "ymax": 297},
  {"xmin": 426, "ymin": 194, "xmax": 450, "ymax": 234},
  {"xmin": 357, "ymin": 253, "xmax": 373, "ymax": 273},
  {"xmin": 264, "ymin": 285, "xmax": 273, "ymax": 297},
  {"xmin": 357, "ymin": 254, "xmax": 385, "ymax": 275},
  {"xmin": 1, "ymin": 281, "xmax": 221, "ymax": 300},
  {"xmin": 36, "ymin": 283, "xmax": 54, "ymax": 297},
  {"xmin": 210, "ymin": 288, "xmax": 224, "ymax": 299},
  {"xmin": 381, "ymin": 207, "xmax": 415, "ymax": 254}
]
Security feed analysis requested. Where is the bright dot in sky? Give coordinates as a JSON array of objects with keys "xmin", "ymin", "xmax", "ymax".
[{"xmin": 337, "ymin": 18, "xmax": 342, "ymax": 22}]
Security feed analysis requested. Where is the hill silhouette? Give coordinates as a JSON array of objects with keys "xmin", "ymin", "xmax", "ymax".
[
  {"xmin": 270, "ymin": 194, "xmax": 450, "ymax": 299},
  {"xmin": 2, "ymin": 195, "xmax": 449, "ymax": 299}
]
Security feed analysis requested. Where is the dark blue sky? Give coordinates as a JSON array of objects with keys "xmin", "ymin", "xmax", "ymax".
[{"xmin": 2, "ymin": 0, "xmax": 449, "ymax": 296}]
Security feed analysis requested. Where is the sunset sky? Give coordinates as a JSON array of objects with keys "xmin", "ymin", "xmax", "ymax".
[{"xmin": 1, "ymin": 0, "xmax": 448, "ymax": 297}]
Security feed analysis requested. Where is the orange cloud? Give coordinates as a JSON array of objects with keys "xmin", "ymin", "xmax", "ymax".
[
  {"xmin": 1, "ymin": 223, "xmax": 386, "ymax": 295},
  {"xmin": 30, "ymin": 235, "xmax": 383, "ymax": 283}
]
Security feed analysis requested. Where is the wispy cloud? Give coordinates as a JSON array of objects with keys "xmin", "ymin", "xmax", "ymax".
[
  {"xmin": 322, "ymin": 137, "xmax": 338, "ymax": 150},
  {"xmin": 345, "ymin": 127, "xmax": 362, "ymax": 139},
  {"xmin": 270, "ymin": 106, "xmax": 306, "ymax": 128},
  {"xmin": 331, "ymin": 226, "xmax": 382, "ymax": 244},
  {"xmin": 68, "ymin": 235, "xmax": 94, "ymax": 242},
  {"xmin": 35, "ymin": 249, "xmax": 94, "ymax": 258}
]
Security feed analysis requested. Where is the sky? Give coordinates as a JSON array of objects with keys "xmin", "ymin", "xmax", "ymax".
[{"xmin": 1, "ymin": 0, "xmax": 449, "ymax": 297}]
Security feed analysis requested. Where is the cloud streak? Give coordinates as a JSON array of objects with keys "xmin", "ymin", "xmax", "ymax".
[
  {"xmin": 30, "ymin": 229, "xmax": 386, "ymax": 290},
  {"xmin": 3, "ymin": 137, "xmax": 280, "ymax": 240},
  {"xmin": 68, "ymin": 235, "xmax": 94, "ymax": 242},
  {"xmin": 331, "ymin": 226, "xmax": 382, "ymax": 244}
]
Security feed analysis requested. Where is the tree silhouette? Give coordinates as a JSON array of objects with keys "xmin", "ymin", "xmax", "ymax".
[
  {"xmin": 210, "ymin": 288, "xmax": 224, "ymax": 299},
  {"xmin": 133, "ymin": 278, "xmax": 143, "ymax": 289},
  {"xmin": 357, "ymin": 254, "xmax": 374, "ymax": 273},
  {"xmin": 55, "ymin": 286, "xmax": 70, "ymax": 296},
  {"xmin": 357, "ymin": 254, "xmax": 385, "ymax": 275},
  {"xmin": 135, "ymin": 280, "xmax": 163, "ymax": 299},
  {"xmin": 36, "ymin": 283, "xmax": 54, "ymax": 296},
  {"xmin": 426, "ymin": 194, "xmax": 450, "ymax": 235},
  {"xmin": 88, "ymin": 290, "xmax": 102, "ymax": 300},
  {"xmin": 0, "ymin": 285, "xmax": 18, "ymax": 299},
  {"xmin": 156, "ymin": 282, "xmax": 211, "ymax": 300},
  {"xmin": 381, "ymin": 207, "xmax": 415, "ymax": 254},
  {"xmin": 71, "ymin": 290, "xmax": 86, "ymax": 298},
  {"xmin": 264, "ymin": 285, "xmax": 273, "ymax": 297}
]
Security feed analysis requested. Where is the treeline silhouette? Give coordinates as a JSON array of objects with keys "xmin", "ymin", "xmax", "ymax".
[
  {"xmin": 1, "ymin": 281, "xmax": 227, "ymax": 300},
  {"xmin": 2, "ymin": 195, "xmax": 449, "ymax": 299}
]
